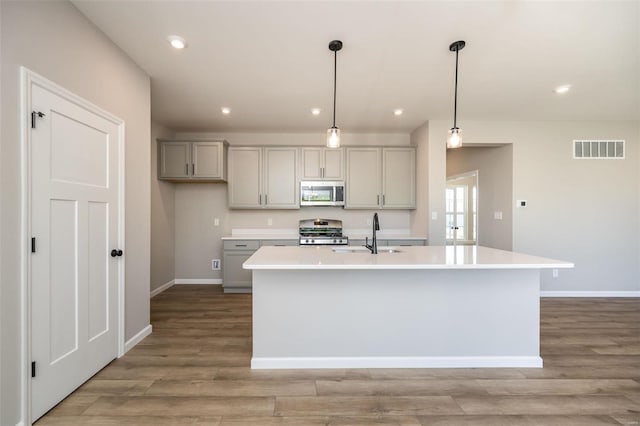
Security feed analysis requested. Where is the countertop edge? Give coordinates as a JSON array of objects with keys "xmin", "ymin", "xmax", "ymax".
[{"xmin": 244, "ymin": 263, "xmax": 574, "ymax": 270}]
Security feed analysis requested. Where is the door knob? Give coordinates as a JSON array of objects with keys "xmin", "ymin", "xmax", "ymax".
[{"xmin": 110, "ymin": 249, "xmax": 123, "ymax": 257}]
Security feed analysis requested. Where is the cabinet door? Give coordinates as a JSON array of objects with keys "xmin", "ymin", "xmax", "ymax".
[
  {"xmin": 301, "ymin": 148, "xmax": 323, "ymax": 180},
  {"xmin": 260, "ymin": 240, "xmax": 298, "ymax": 246},
  {"xmin": 228, "ymin": 147, "xmax": 262, "ymax": 208},
  {"xmin": 323, "ymin": 148, "xmax": 344, "ymax": 180},
  {"xmin": 264, "ymin": 147, "xmax": 298, "ymax": 208},
  {"xmin": 345, "ymin": 148, "xmax": 381, "ymax": 209},
  {"xmin": 386, "ymin": 239, "xmax": 426, "ymax": 246},
  {"xmin": 222, "ymin": 251, "xmax": 254, "ymax": 292},
  {"xmin": 159, "ymin": 141, "xmax": 190, "ymax": 178},
  {"xmin": 382, "ymin": 147, "xmax": 416, "ymax": 209},
  {"xmin": 192, "ymin": 141, "xmax": 223, "ymax": 179}
]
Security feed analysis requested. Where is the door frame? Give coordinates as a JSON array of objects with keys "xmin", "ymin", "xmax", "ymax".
[{"xmin": 19, "ymin": 67, "xmax": 126, "ymax": 425}]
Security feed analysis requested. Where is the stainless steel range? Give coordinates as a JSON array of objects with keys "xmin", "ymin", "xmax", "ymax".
[{"xmin": 298, "ymin": 219, "xmax": 348, "ymax": 245}]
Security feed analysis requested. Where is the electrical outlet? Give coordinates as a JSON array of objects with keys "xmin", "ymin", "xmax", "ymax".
[
  {"xmin": 267, "ymin": 218, "xmax": 273, "ymax": 226},
  {"xmin": 517, "ymin": 200, "xmax": 527, "ymax": 208},
  {"xmin": 431, "ymin": 211, "xmax": 438, "ymax": 220},
  {"xmin": 552, "ymin": 269, "xmax": 559, "ymax": 278},
  {"xmin": 366, "ymin": 218, "xmax": 372, "ymax": 226},
  {"xmin": 211, "ymin": 259, "xmax": 221, "ymax": 270},
  {"xmin": 494, "ymin": 211, "xmax": 503, "ymax": 220},
  {"xmin": 214, "ymin": 218, "xmax": 220, "ymax": 227}
]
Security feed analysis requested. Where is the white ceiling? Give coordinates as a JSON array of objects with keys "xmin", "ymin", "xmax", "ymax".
[{"xmin": 73, "ymin": 1, "xmax": 640, "ymax": 133}]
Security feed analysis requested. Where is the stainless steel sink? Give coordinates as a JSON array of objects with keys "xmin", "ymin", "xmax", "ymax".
[
  {"xmin": 331, "ymin": 247, "xmax": 368, "ymax": 253},
  {"xmin": 378, "ymin": 248, "xmax": 403, "ymax": 253}
]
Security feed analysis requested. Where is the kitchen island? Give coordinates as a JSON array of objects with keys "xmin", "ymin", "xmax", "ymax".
[{"xmin": 244, "ymin": 245, "xmax": 573, "ymax": 369}]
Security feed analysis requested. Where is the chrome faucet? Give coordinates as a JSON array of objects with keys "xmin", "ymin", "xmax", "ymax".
[{"xmin": 365, "ymin": 212, "xmax": 380, "ymax": 254}]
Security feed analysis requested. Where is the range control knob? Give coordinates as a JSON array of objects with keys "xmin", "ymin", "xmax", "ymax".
[{"xmin": 333, "ymin": 239, "xmax": 337, "ymax": 243}]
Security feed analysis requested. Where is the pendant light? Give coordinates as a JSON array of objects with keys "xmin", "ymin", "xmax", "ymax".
[
  {"xmin": 327, "ymin": 40, "xmax": 343, "ymax": 148},
  {"xmin": 447, "ymin": 40, "xmax": 465, "ymax": 149}
]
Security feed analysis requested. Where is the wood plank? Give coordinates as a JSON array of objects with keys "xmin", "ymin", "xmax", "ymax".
[{"xmin": 35, "ymin": 286, "xmax": 640, "ymax": 425}]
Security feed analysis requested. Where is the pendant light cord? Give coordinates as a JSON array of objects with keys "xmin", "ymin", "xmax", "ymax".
[
  {"xmin": 332, "ymin": 49, "xmax": 337, "ymax": 127},
  {"xmin": 453, "ymin": 46, "xmax": 459, "ymax": 129}
]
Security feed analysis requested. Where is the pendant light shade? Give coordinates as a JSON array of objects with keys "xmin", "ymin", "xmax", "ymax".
[
  {"xmin": 447, "ymin": 40, "xmax": 465, "ymax": 149},
  {"xmin": 327, "ymin": 127, "xmax": 341, "ymax": 148},
  {"xmin": 447, "ymin": 127, "xmax": 462, "ymax": 149},
  {"xmin": 327, "ymin": 40, "xmax": 343, "ymax": 148}
]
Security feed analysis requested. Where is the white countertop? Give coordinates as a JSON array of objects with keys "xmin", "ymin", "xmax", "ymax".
[{"xmin": 243, "ymin": 245, "xmax": 574, "ymax": 270}]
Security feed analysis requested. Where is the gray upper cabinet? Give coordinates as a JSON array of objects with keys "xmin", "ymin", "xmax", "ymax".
[
  {"xmin": 345, "ymin": 147, "xmax": 382, "ymax": 208},
  {"xmin": 158, "ymin": 139, "xmax": 227, "ymax": 181},
  {"xmin": 264, "ymin": 147, "xmax": 298, "ymax": 208},
  {"xmin": 382, "ymin": 147, "xmax": 416, "ymax": 209},
  {"xmin": 301, "ymin": 147, "xmax": 344, "ymax": 180},
  {"xmin": 228, "ymin": 147, "xmax": 262, "ymax": 208},
  {"xmin": 345, "ymin": 147, "xmax": 415, "ymax": 209},
  {"xmin": 228, "ymin": 146, "xmax": 298, "ymax": 209}
]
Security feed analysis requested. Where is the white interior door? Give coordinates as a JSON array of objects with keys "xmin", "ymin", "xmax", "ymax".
[{"xmin": 30, "ymin": 82, "xmax": 122, "ymax": 420}]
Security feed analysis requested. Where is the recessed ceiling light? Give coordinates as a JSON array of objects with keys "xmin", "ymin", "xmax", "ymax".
[
  {"xmin": 311, "ymin": 108, "xmax": 321, "ymax": 116},
  {"xmin": 167, "ymin": 35, "xmax": 187, "ymax": 49},
  {"xmin": 554, "ymin": 85, "xmax": 571, "ymax": 94},
  {"xmin": 221, "ymin": 107, "xmax": 231, "ymax": 115},
  {"xmin": 393, "ymin": 109, "xmax": 404, "ymax": 116}
]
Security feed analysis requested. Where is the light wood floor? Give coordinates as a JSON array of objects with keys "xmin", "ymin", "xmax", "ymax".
[{"xmin": 37, "ymin": 285, "xmax": 640, "ymax": 425}]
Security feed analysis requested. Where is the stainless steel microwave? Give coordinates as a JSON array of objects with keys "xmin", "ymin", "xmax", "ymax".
[{"xmin": 300, "ymin": 181, "xmax": 345, "ymax": 206}]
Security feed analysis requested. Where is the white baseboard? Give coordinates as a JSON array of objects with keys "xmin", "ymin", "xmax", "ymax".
[
  {"xmin": 174, "ymin": 278, "xmax": 223, "ymax": 285},
  {"xmin": 541, "ymin": 291, "xmax": 640, "ymax": 298},
  {"xmin": 150, "ymin": 279, "xmax": 175, "ymax": 298},
  {"xmin": 124, "ymin": 324, "xmax": 152, "ymax": 353},
  {"xmin": 251, "ymin": 356, "xmax": 543, "ymax": 369},
  {"xmin": 15, "ymin": 422, "xmax": 24, "ymax": 426}
]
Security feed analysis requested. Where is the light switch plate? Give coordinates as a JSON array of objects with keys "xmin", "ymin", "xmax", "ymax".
[
  {"xmin": 494, "ymin": 211, "xmax": 503, "ymax": 220},
  {"xmin": 431, "ymin": 211, "xmax": 438, "ymax": 220},
  {"xmin": 517, "ymin": 200, "xmax": 527, "ymax": 208}
]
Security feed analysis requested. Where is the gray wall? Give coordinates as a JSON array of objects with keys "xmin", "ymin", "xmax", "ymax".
[
  {"xmin": 425, "ymin": 123, "xmax": 448, "ymax": 245},
  {"xmin": 171, "ymin": 132, "xmax": 420, "ymax": 280},
  {"xmin": 1, "ymin": 2, "xmax": 151, "ymax": 424},
  {"xmin": 150, "ymin": 122, "xmax": 176, "ymax": 291},
  {"xmin": 431, "ymin": 119, "xmax": 640, "ymax": 292},
  {"xmin": 447, "ymin": 145, "xmax": 514, "ymax": 250},
  {"xmin": 409, "ymin": 122, "xmax": 429, "ymax": 237}
]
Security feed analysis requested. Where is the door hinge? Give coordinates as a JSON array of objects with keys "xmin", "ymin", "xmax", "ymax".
[
  {"xmin": 31, "ymin": 237, "xmax": 36, "ymax": 253},
  {"xmin": 31, "ymin": 111, "xmax": 45, "ymax": 129},
  {"xmin": 31, "ymin": 361, "xmax": 36, "ymax": 378}
]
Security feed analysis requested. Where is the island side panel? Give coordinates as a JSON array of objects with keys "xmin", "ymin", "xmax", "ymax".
[{"xmin": 251, "ymin": 269, "xmax": 541, "ymax": 369}]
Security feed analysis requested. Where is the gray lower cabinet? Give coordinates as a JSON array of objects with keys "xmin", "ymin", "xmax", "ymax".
[
  {"xmin": 260, "ymin": 240, "xmax": 298, "ymax": 247},
  {"xmin": 222, "ymin": 239, "xmax": 297, "ymax": 293},
  {"xmin": 386, "ymin": 239, "xmax": 427, "ymax": 246},
  {"xmin": 222, "ymin": 240, "xmax": 259, "ymax": 293}
]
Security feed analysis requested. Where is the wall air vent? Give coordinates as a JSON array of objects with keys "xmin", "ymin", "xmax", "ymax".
[{"xmin": 573, "ymin": 140, "xmax": 625, "ymax": 159}]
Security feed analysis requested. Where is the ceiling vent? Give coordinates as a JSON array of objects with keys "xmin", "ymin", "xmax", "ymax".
[{"xmin": 573, "ymin": 140, "xmax": 625, "ymax": 159}]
